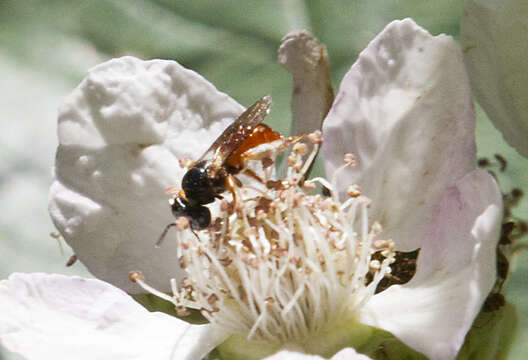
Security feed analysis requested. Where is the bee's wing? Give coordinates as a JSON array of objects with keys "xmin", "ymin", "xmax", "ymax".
[{"xmin": 197, "ymin": 95, "xmax": 272, "ymax": 169}]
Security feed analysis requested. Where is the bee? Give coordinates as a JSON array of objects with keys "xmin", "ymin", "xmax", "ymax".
[{"xmin": 158, "ymin": 95, "xmax": 297, "ymax": 244}]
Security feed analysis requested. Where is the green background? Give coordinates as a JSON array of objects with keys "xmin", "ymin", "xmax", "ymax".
[{"xmin": 1, "ymin": 1, "xmax": 526, "ymax": 359}]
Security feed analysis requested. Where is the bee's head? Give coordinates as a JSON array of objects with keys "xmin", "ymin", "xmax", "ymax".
[{"xmin": 171, "ymin": 196, "xmax": 211, "ymax": 230}]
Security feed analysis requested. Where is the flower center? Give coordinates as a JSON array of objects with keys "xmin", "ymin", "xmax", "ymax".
[{"xmin": 131, "ymin": 132, "xmax": 395, "ymax": 344}]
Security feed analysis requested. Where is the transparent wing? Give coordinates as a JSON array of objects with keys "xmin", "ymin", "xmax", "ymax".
[{"xmin": 197, "ymin": 95, "xmax": 272, "ymax": 169}]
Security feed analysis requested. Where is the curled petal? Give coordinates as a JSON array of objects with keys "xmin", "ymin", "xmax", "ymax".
[
  {"xmin": 278, "ymin": 30, "xmax": 334, "ymax": 135},
  {"xmin": 359, "ymin": 170, "xmax": 502, "ymax": 360},
  {"xmin": 323, "ymin": 19, "xmax": 476, "ymax": 250},
  {"xmin": 461, "ymin": 0, "xmax": 528, "ymax": 157},
  {"xmin": 0, "ymin": 273, "xmax": 225, "ymax": 360},
  {"xmin": 49, "ymin": 56, "xmax": 244, "ymax": 292}
]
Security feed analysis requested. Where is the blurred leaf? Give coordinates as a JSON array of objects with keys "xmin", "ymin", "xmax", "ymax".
[
  {"xmin": 457, "ymin": 302, "xmax": 518, "ymax": 360},
  {"xmin": 0, "ymin": 0, "xmax": 468, "ymax": 133}
]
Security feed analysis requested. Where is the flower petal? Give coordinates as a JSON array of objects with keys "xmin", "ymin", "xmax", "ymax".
[
  {"xmin": 263, "ymin": 349, "xmax": 325, "ymax": 360},
  {"xmin": 323, "ymin": 19, "xmax": 476, "ymax": 250},
  {"xmin": 262, "ymin": 347, "xmax": 372, "ymax": 360},
  {"xmin": 0, "ymin": 273, "xmax": 225, "ymax": 360},
  {"xmin": 461, "ymin": 0, "xmax": 528, "ymax": 157},
  {"xmin": 278, "ymin": 30, "xmax": 334, "ymax": 135},
  {"xmin": 49, "ymin": 56, "xmax": 244, "ymax": 292},
  {"xmin": 359, "ymin": 170, "xmax": 502, "ymax": 360},
  {"xmin": 331, "ymin": 348, "xmax": 373, "ymax": 360}
]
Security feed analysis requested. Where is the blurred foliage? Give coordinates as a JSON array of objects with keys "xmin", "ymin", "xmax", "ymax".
[
  {"xmin": 0, "ymin": 0, "xmax": 527, "ymax": 359},
  {"xmin": 458, "ymin": 302, "xmax": 518, "ymax": 360},
  {"xmin": 0, "ymin": 0, "xmax": 466, "ymax": 134}
]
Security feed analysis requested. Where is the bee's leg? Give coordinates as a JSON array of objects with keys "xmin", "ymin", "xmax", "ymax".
[
  {"xmin": 190, "ymin": 228, "xmax": 200, "ymax": 241},
  {"xmin": 226, "ymin": 175, "xmax": 240, "ymax": 205},
  {"xmin": 241, "ymin": 167, "xmax": 265, "ymax": 184}
]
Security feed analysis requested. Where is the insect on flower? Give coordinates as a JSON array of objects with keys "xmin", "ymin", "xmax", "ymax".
[{"xmin": 158, "ymin": 95, "xmax": 303, "ymax": 244}]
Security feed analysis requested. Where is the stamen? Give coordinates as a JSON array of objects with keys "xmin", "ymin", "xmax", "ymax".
[
  {"xmin": 135, "ymin": 130, "xmax": 395, "ymax": 345},
  {"xmin": 297, "ymin": 143, "xmax": 320, "ymax": 181},
  {"xmin": 129, "ymin": 271, "xmax": 175, "ymax": 303}
]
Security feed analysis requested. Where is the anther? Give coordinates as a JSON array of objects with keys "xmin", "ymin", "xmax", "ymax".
[
  {"xmin": 288, "ymin": 153, "xmax": 297, "ymax": 167},
  {"xmin": 347, "ymin": 184, "xmax": 361, "ymax": 197},
  {"xmin": 129, "ymin": 270, "xmax": 144, "ymax": 282},
  {"xmin": 307, "ymin": 130, "xmax": 323, "ymax": 144},
  {"xmin": 179, "ymin": 156, "xmax": 194, "ymax": 169},
  {"xmin": 293, "ymin": 142, "xmax": 308, "ymax": 155},
  {"xmin": 344, "ymin": 153, "xmax": 356, "ymax": 167},
  {"xmin": 303, "ymin": 181, "xmax": 316, "ymax": 190},
  {"xmin": 370, "ymin": 260, "xmax": 381, "ymax": 270},
  {"xmin": 262, "ymin": 157, "xmax": 274, "ymax": 168},
  {"xmin": 373, "ymin": 240, "xmax": 389, "ymax": 249},
  {"xmin": 165, "ymin": 185, "xmax": 179, "ymax": 196}
]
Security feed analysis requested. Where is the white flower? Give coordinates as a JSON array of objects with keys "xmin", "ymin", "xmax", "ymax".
[
  {"xmin": 461, "ymin": 0, "xmax": 528, "ymax": 157},
  {"xmin": 1, "ymin": 19, "xmax": 502, "ymax": 360},
  {"xmin": 0, "ymin": 273, "xmax": 225, "ymax": 359}
]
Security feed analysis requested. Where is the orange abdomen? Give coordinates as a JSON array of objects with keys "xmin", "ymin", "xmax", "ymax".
[{"xmin": 226, "ymin": 124, "xmax": 281, "ymax": 172}]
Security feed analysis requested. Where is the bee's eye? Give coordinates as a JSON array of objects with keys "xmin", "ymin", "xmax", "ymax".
[
  {"xmin": 187, "ymin": 205, "xmax": 211, "ymax": 230},
  {"xmin": 171, "ymin": 197, "xmax": 187, "ymax": 218},
  {"xmin": 171, "ymin": 198, "xmax": 211, "ymax": 230}
]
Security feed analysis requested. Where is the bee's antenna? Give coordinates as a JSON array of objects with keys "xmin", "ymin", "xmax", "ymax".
[
  {"xmin": 157, "ymin": 220, "xmax": 201, "ymax": 247},
  {"xmin": 156, "ymin": 222, "xmax": 176, "ymax": 247}
]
